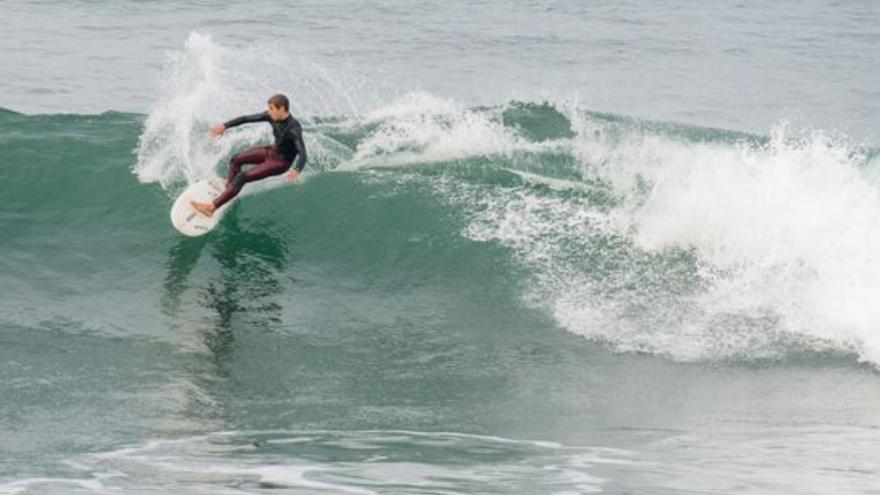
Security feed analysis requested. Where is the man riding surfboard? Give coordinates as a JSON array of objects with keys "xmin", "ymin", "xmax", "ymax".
[{"xmin": 191, "ymin": 93, "xmax": 307, "ymax": 217}]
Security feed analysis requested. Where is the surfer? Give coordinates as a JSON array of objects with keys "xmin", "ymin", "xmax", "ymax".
[{"xmin": 190, "ymin": 93, "xmax": 307, "ymax": 217}]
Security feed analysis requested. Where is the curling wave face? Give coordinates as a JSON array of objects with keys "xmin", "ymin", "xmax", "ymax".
[{"xmin": 4, "ymin": 81, "xmax": 880, "ymax": 367}]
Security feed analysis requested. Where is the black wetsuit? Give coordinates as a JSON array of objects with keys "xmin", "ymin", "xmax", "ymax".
[
  {"xmin": 223, "ymin": 111, "xmax": 308, "ymax": 172},
  {"xmin": 211, "ymin": 111, "xmax": 308, "ymax": 208}
]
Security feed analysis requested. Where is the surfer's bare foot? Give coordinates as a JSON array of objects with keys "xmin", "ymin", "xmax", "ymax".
[{"xmin": 191, "ymin": 201, "xmax": 216, "ymax": 217}]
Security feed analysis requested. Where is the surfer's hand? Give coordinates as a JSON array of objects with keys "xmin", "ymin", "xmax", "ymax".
[
  {"xmin": 286, "ymin": 169, "xmax": 300, "ymax": 183},
  {"xmin": 210, "ymin": 124, "xmax": 226, "ymax": 137}
]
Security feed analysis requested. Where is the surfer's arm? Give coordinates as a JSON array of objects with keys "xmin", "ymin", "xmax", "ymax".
[
  {"xmin": 222, "ymin": 111, "xmax": 271, "ymax": 129},
  {"xmin": 292, "ymin": 130, "xmax": 308, "ymax": 172}
]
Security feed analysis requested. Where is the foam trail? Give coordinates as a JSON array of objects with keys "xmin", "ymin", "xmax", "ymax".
[
  {"xmin": 341, "ymin": 93, "xmax": 567, "ymax": 171},
  {"xmin": 0, "ymin": 430, "xmax": 625, "ymax": 494}
]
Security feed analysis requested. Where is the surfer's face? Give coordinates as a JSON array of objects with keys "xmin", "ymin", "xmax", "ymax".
[{"xmin": 267, "ymin": 103, "xmax": 288, "ymax": 121}]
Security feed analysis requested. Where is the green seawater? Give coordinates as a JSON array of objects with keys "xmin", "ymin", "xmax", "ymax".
[{"xmin": 3, "ymin": 103, "xmax": 880, "ymax": 494}]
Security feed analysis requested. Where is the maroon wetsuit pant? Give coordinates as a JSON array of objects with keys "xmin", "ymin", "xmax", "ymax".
[{"xmin": 212, "ymin": 145, "xmax": 292, "ymax": 208}]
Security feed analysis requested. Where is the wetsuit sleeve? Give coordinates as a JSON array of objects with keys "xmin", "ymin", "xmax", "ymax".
[
  {"xmin": 223, "ymin": 111, "xmax": 270, "ymax": 129},
  {"xmin": 292, "ymin": 125, "xmax": 308, "ymax": 172}
]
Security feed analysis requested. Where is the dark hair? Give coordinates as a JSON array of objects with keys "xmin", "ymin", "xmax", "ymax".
[{"xmin": 267, "ymin": 93, "xmax": 290, "ymax": 111}]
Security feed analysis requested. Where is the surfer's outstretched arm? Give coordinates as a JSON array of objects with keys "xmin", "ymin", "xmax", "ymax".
[
  {"xmin": 223, "ymin": 111, "xmax": 271, "ymax": 129},
  {"xmin": 211, "ymin": 111, "xmax": 271, "ymax": 136}
]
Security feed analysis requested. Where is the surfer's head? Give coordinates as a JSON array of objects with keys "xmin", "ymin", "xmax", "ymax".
[{"xmin": 266, "ymin": 93, "xmax": 290, "ymax": 121}]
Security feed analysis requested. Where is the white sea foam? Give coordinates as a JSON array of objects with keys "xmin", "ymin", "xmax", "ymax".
[
  {"xmin": 341, "ymin": 93, "xmax": 558, "ymax": 171},
  {"xmin": 462, "ymin": 104, "xmax": 880, "ymax": 365},
  {"xmin": 0, "ymin": 430, "xmax": 624, "ymax": 494}
]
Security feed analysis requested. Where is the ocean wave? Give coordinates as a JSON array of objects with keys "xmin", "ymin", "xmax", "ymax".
[{"xmin": 5, "ymin": 32, "xmax": 880, "ymax": 368}]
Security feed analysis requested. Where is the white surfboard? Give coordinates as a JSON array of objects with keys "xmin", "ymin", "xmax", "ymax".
[{"xmin": 170, "ymin": 177, "xmax": 234, "ymax": 236}]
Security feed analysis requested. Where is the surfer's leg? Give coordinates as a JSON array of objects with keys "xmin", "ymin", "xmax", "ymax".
[
  {"xmin": 211, "ymin": 174, "xmax": 247, "ymax": 209},
  {"xmin": 226, "ymin": 146, "xmax": 270, "ymax": 185},
  {"xmin": 240, "ymin": 155, "xmax": 292, "ymax": 182},
  {"xmin": 193, "ymin": 147, "xmax": 270, "ymax": 216},
  {"xmin": 211, "ymin": 152, "xmax": 291, "ymax": 209}
]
